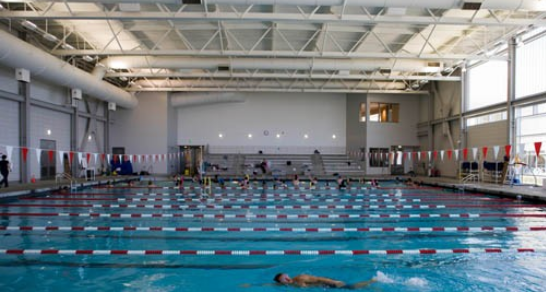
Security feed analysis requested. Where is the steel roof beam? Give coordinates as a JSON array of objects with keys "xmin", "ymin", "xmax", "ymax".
[{"xmin": 2, "ymin": 11, "xmax": 545, "ymax": 27}]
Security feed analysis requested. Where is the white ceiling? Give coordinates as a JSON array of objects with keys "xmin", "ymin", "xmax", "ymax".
[{"xmin": 1, "ymin": 0, "xmax": 545, "ymax": 94}]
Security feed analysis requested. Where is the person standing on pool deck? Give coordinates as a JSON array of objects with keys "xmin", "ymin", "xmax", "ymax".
[
  {"xmin": 273, "ymin": 273, "xmax": 376, "ymax": 289},
  {"xmin": 0, "ymin": 155, "xmax": 10, "ymax": 188}
]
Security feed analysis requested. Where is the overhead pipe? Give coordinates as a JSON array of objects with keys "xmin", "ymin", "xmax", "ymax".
[
  {"xmin": 171, "ymin": 92, "xmax": 245, "ymax": 107},
  {"xmin": 0, "ymin": 29, "xmax": 138, "ymax": 108},
  {"xmin": 95, "ymin": 56, "xmax": 439, "ymax": 73}
]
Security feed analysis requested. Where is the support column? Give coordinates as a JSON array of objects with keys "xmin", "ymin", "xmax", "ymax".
[
  {"xmin": 105, "ymin": 104, "xmax": 110, "ymax": 154},
  {"xmin": 18, "ymin": 78, "xmax": 31, "ymax": 183},
  {"xmin": 507, "ymin": 37, "xmax": 517, "ymax": 148},
  {"xmin": 459, "ymin": 63, "xmax": 467, "ymax": 151},
  {"xmin": 71, "ymin": 105, "xmax": 79, "ymax": 176}
]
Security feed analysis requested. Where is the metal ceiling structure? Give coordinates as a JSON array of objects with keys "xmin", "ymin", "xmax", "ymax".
[{"xmin": 1, "ymin": 0, "xmax": 545, "ymax": 97}]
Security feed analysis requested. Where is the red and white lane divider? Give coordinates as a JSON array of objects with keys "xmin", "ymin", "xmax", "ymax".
[
  {"xmin": 57, "ymin": 192, "xmax": 490, "ymax": 199},
  {"xmin": 0, "ymin": 248, "xmax": 543, "ymax": 256},
  {"xmin": 94, "ymin": 186, "xmax": 442, "ymax": 191},
  {"xmin": 3, "ymin": 203, "xmax": 543, "ymax": 210},
  {"xmin": 28, "ymin": 197, "xmax": 511, "ymax": 204},
  {"xmin": 2, "ymin": 225, "xmax": 545, "ymax": 233},
  {"xmin": 1, "ymin": 212, "xmax": 545, "ymax": 219}
]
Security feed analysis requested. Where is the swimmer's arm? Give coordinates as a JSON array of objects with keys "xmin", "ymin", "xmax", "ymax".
[{"xmin": 302, "ymin": 275, "xmax": 345, "ymax": 287}]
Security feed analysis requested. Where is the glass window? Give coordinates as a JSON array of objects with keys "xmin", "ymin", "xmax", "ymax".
[
  {"xmin": 359, "ymin": 103, "xmax": 366, "ymax": 122},
  {"xmin": 466, "ymin": 111, "xmax": 507, "ymax": 127},
  {"xmin": 467, "ymin": 60, "xmax": 508, "ymax": 110},
  {"xmin": 368, "ymin": 102, "xmax": 399, "ymax": 123},
  {"xmin": 516, "ymin": 33, "xmax": 546, "ymax": 98}
]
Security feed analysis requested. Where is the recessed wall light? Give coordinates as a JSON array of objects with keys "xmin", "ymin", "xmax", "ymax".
[
  {"xmin": 248, "ymin": 134, "xmax": 252, "ymax": 139},
  {"xmin": 276, "ymin": 134, "xmax": 281, "ymax": 138},
  {"xmin": 46, "ymin": 129, "xmax": 51, "ymax": 136},
  {"xmin": 218, "ymin": 133, "xmax": 223, "ymax": 138},
  {"xmin": 332, "ymin": 134, "xmax": 337, "ymax": 139},
  {"xmin": 304, "ymin": 134, "xmax": 309, "ymax": 139},
  {"xmin": 88, "ymin": 135, "xmax": 92, "ymax": 141}
]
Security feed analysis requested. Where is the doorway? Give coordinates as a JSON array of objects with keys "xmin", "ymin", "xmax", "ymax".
[
  {"xmin": 180, "ymin": 145, "xmax": 204, "ymax": 176},
  {"xmin": 40, "ymin": 139, "xmax": 56, "ymax": 180},
  {"xmin": 390, "ymin": 145, "xmax": 419, "ymax": 175}
]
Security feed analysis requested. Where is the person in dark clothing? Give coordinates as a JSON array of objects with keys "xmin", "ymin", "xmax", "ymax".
[{"xmin": 0, "ymin": 155, "xmax": 11, "ymax": 188}]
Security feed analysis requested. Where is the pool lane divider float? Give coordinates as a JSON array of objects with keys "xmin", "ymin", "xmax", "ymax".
[
  {"xmin": 24, "ymin": 197, "xmax": 513, "ymax": 203},
  {"xmin": 49, "ymin": 192, "xmax": 494, "ymax": 199},
  {"xmin": 1, "ymin": 212, "xmax": 545, "ymax": 219},
  {"xmin": 0, "ymin": 248, "xmax": 543, "ymax": 256},
  {"xmin": 93, "ymin": 186, "xmax": 443, "ymax": 191},
  {"xmin": 2, "ymin": 225, "xmax": 545, "ymax": 233},
  {"xmin": 2, "ymin": 203, "xmax": 545, "ymax": 210}
]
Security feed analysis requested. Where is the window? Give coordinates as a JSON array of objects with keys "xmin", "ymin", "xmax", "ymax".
[
  {"xmin": 368, "ymin": 102, "xmax": 399, "ymax": 123},
  {"xmin": 467, "ymin": 60, "xmax": 508, "ymax": 110},
  {"xmin": 369, "ymin": 148, "xmax": 390, "ymax": 167},
  {"xmin": 359, "ymin": 103, "xmax": 366, "ymax": 122},
  {"xmin": 466, "ymin": 111, "xmax": 506, "ymax": 127},
  {"xmin": 466, "ymin": 111, "xmax": 507, "ymax": 127},
  {"xmin": 516, "ymin": 32, "xmax": 546, "ymax": 98}
]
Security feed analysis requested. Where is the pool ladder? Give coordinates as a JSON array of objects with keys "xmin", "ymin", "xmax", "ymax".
[
  {"xmin": 461, "ymin": 173, "xmax": 479, "ymax": 185},
  {"xmin": 56, "ymin": 172, "xmax": 77, "ymax": 190}
]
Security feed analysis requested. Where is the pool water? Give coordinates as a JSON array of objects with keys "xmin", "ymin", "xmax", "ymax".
[{"xmin": 1, "ymin": 181, "xmax": 545, "ymax": 291}]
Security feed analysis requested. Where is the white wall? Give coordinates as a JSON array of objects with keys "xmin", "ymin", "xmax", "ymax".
[
  {"xmin": 177, "ymin": 92, "xmax": 347, "ymax": 154},
  {"xmin": 366, "ymin": 93, "xmax": 422, "ymax": 175},
  {"xmin": 110, "ymin": 92, "xmax": 170, "ymax": 174},
  {"xmin": 0, "ymin": 98, "xmax": 20, "ymax": 182},
  {"xmin": 0, "ymin": 65, "xmax": 18, "ymax": 94},
  {"xmin": 29, "ymin": 107, "xmax": 71, "ymax": 179}
]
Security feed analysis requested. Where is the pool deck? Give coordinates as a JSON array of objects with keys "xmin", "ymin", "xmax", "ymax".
[
  {"xmin": 416, "ymin": 175, "xmax": 546, "ymax": 203},
  {"xmin": 1, "ymin": 174, "xmax": 545, "ymax": 203},
  {"xmin": 0, "ymin": 176, "xmax": 136, "ymax": 200}
]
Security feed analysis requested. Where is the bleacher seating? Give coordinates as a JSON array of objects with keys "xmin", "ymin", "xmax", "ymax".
[{"xmin": 321, "ymin": 155, "xmax": 364, "ymax": 175}]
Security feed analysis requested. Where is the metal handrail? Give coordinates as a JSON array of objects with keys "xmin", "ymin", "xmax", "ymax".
[
  {"xmin": 461, "ymin": 173, "xmax": 479, "ymax": 184},
  {"xmin": 56, "ymin": 172, "xmax": 76, "ymax": 190}
]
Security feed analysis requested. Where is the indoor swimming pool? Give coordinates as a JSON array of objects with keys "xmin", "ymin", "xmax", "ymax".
[{"xmin": 1, "ymin": 181, "xmax": 545, "ymax": 291}]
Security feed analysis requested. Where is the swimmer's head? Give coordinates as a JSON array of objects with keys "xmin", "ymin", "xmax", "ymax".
[{"xmin": 274, "ymin": 273, "xmax": 292, "ymax": 284}]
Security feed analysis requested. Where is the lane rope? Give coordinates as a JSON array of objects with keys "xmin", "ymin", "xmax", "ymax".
[
  {"xmin": 25, "ymin": 197, "xmax": 512, "ymax": 203},
  {"xmin": 1, "ymin": 212, "xmax": 545, "ymax": 219},
  {"xmin": 2, "ymin": 203, "xmax": 543, "ymax": 210},
  {"xmin": 2, "ymin": 225, "xmax": 545, "ymax": 233},
  {"xmin": 0, "ymin": 248, "xmax": 543, "ymax": 256}
]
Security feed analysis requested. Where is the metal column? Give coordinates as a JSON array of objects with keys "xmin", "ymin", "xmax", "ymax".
[
  {"xmin": 18, "ymin": 78, "xmax": 31, "ymax": 183},
  {"xmin": 507, "ymin": 37, "xmax": 517, "ymax": 148}
]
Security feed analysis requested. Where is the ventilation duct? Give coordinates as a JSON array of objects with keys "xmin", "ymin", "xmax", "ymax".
[
  {"xmin": 171, "ymin": 92, "xmax": 246, "ymax": 107},
  {"xmin": 0, "ymin": 29, "xmax": 137, "ymax": 108}
]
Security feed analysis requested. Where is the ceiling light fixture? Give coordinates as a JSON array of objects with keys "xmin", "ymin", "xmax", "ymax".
[
  {"xmin": 0, "ymin": 4, "xmax": 5, "ymax": 11},
  {"xmin": 61, "ymin": 43, "xmax": 75, "ymax": 50},
  {"xmin": 21, "ymin": 20, "xmax": 38, "ymax": 31},
  {"xmin": 119, "ymin": 76, "xmax": 128, "ymax": 81},
  {"xmin": 82, "ymin": 55, "xmax": 94, "ymax": 62},
  {"xmin": 42, "ymin": 33, "xmax": 58, "ymax": 42}
]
